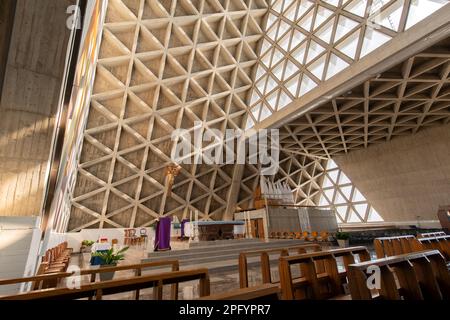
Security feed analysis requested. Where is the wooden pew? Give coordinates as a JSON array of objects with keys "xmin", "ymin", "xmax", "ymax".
[
  {"xmin": 0, "ymin": 272, "xmax": 72, "ymax": 293},
  {"xmin": 29, "ymin": 242, "xmax": 73, "ymax": 288},
  {"xmin": 373, "ymin": 235, "xmax": 417, "ymax": 258},
  {"xmin": 0, "ymin": 269, "xmax": 210, "ymax": 300},
  {"xmin": 374, "ymin": 234, "xmax": 450, "ymax": 262},
  {"xmin": 348, "ymin": 250, "xmax": 450, "ymax": 300},
  {"xmin": 416, "ymin": 235, "xmax": 450, "ymax": 260},
  {"xmin": 238, "ymin": 244, "xmax": 322, "ymax": 288},
  {"xmin": 79, "ymin": 260, "xmax": 179, "ymax": 281},
  {"xmin": 199, "ymin": 283, "xmax": 281, "ymax": 300},
  {"xmin": 1, "ymin": 260, "xmax": 180, "ymax": 297},
  {"xmin": 77, "ymin": 260, "xmax": 180, "ymax": 299},
  {"xmin": 417, "ymin": 231, "xmax": 446, "ymax": 238},
  {"xmin": 278, "ymin": 246, "xmax": 371, "ymax": 300}
]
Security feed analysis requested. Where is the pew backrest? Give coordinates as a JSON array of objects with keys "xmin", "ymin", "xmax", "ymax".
[
  {"xmin": 278, "ymin": 246, "xmax": 371, "ymax": 300},
  {"xmin": 373, "ymin": 235, "xmax": 417, "ymax": 258},
  {"xmin": 79, "ymin": 260, "xmax": 179, "ymax": 282},
  {"xmin": 238, "ymin": 244, "xmax": 321, "ymax": 288},
  {"xmin": 348, "ymin": 250, "xmax": 450, "ymax": 300},
  {"xmin": 0, "ymin": 272, "xmax": 72, "ymax": 293},
  {"xmin": 416, "ymin": 235, "xmax": 450, "ymax": 260},
  {"xmin": 417, "ymin": 231, "xmax": 446, "ymax": 238}
]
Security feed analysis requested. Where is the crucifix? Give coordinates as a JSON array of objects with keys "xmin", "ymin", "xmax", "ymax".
[{"xmin": 165, "ymin": 164, "xmax": 181, "ymax": 197}]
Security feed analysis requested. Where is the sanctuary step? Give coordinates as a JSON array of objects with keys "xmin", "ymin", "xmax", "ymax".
[
  {"xmin": 188, "ymin": 238, "xmax": 259, "ymax": 248},
  {"xmin": 142, "ymin": 239, "xmax": 315, "ymax": 274}
]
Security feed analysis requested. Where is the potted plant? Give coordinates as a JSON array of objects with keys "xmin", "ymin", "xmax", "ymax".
[
  {"xmin": 335, "ymin": 232, "xmax": 350, "ymax": 248},
  {"xmin": 91, "ymin": 247, "xmax": 129, "ymax": 281},
  {"xmin": 80, "ymin": 240, "xmax": 95, "ymax": 253}
]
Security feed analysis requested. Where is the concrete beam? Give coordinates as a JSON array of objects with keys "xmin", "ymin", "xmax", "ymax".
[{"xmin": 223, "ymin": 164, "xmax": 246, "ymax": 221}]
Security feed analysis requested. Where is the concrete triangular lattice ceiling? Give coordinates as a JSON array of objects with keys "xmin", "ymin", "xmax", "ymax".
[
  {"xmin": 68, "ymin": 0, "xmax": 268, "ymax": 231},
  {"xmin": 274, "ymin": 154, "xmax": 383, "ymax": 223},
  {"xmin": 246, "ymin": 0, "xmax": 449, "ymax": 126}
]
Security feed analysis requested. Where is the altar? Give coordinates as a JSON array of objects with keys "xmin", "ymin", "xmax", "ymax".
[{"xmin": 184, "ymin": 221, "xmax": 245, "ymax": 241}]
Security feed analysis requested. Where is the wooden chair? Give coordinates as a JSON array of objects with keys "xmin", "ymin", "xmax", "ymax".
[
  {"xmin": 278, "ymin": 246, "xmax": 371, "ymax": 300},
  {"xmin": 316, "ymin": 231, "xmax": 329, "ymax": 242},
  {"xmin": 299, "ymin": 231, "xmax": 309, "ymax": 241},
  {"xmin": 124, "ymin": 229, "xmax": 131, "ymax": 245},
  {"xmin": 348, "ymin": 250, "xmax": 450, "ymax": 300},
  {"xmin": 307, "ymin": 231, "xmax": 318, "ymax": 242}
]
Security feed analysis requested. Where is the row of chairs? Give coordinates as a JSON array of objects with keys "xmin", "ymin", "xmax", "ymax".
[
  {"xmin": 35, "ymin": 242, "xmax": 73, "ymax": 278},
  {"xmin": 124, "ymin": 228, "xmax": 147, "ymax": 246},
  {"xmin": 269, "ymin": 231, "xmax": 330, "ymax": 242}
]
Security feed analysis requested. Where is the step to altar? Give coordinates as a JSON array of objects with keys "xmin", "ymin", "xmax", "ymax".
[{"xmin": 142, "ymin": 239, "xmax": 312, "ymax": 274}]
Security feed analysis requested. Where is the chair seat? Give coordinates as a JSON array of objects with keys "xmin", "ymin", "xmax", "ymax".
[{"xmin": 45, "ymin": 268, "xmax": 65, "ymax": 274}]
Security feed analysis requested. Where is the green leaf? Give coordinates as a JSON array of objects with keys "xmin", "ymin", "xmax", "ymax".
[{"xmin": 91, "ymin": 246, "xmax": 129, "ymax": 265}]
